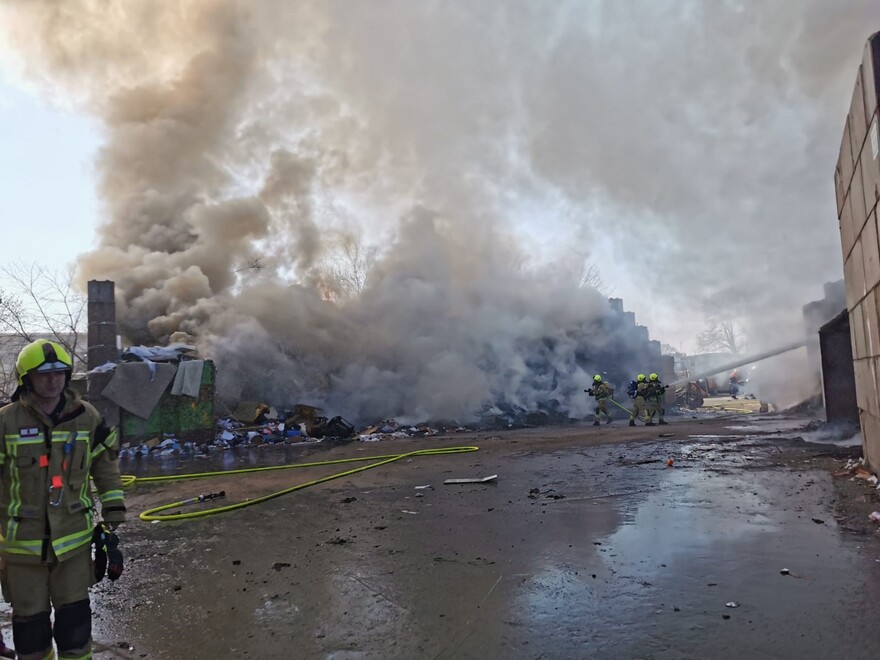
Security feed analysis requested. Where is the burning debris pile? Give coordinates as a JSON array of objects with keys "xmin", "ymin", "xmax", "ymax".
[
  {"xmin": 215, "ymin": 403, "xmax": 354, "ymax": 448},
  {"xmin": 4, "ymin": 2, "xmax": 672, "ymax": 427},
  {"xmin": 2, "ymin": 2, "xmax": 875, "ymax": 433}
]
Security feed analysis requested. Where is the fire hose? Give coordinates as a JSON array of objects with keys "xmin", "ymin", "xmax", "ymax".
[
  {"xmin": 605, "ymin": 397, "xmax": 653, "ymax": 421},
  {"xmin": 120, "ymin": 446, "xmax": 479, "ymax": 522}
]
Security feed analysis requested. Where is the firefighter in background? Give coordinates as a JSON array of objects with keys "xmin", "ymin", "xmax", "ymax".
[
  {"xmin": 0, "ymin": 340, "xmax": 126, "ymax": 660},
  {"xmin": 729, "ymin": 369, "xmax": 740, "ymax": 399},
  {"xmin": 629, "ymin": 373, "xmax": 650, "ymax": 426},
  {"xmin": 646, "ymin": 372, "xmax": 669, "ymax": 426},
  {"xmin": 586, "ymin": 375, "xmax": 614, "ymax": 425}
]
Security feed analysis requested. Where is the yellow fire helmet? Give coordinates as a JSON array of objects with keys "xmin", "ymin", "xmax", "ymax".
[
  {"xmin": 16, "ymin": 339, "xmax": 73, "ymax": 386},
  {"xmin": 649, "ymin": 373, "xmax": 659, "ymax": 381},
  {"xmin": 637, "ymin": 374, "xmax": 646, "ymax": 382},
  {"xmin": 593, "ymin": 375, "xmax": 603, "ymax": 382}
]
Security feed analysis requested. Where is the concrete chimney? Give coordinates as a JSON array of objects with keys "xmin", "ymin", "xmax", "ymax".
[{"xmin": 87, "ymin": 280, "xmax": 119, "ymax": 425}]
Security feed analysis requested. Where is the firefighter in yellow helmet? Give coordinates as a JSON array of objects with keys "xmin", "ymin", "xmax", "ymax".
[
  {"xmin": 629, "ymin": 373, "xmax": 650, "ymax": 426},
  {"xmin": 645, "ymin": 372, "xmax": 669, "ymax": 426},
  {"xmin": 0, "ymin": 340, "xmax": 126, "ymax": 659},
  {"xmin": 586, "ymin": 374, "xmax": 614, "ymax": 425}
]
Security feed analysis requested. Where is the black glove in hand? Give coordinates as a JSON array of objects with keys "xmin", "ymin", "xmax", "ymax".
[
  {"xmin": 92, "ymin": 523, "xmax": 124, "ymax": 581},
  {"xmin": 106, "ymin": 532, "xmax": 123, "ymax": 581}
]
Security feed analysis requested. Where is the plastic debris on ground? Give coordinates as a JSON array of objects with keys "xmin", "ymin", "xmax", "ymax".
[
  {"xmin": 119, "ymin": 401, "xmax": 482, "ymax": 459},
  {"xmin": 356, "ymin": 418, "xmax": 447, "ymax": 442},
  {"xmin": 118, "ymin": 434, "xmax": 193, "ymax": 459}
]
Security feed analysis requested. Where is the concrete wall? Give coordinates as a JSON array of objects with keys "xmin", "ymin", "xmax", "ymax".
[{"xmin": 835, "ymin": 33, "xmax": 880, "ymax": 467}]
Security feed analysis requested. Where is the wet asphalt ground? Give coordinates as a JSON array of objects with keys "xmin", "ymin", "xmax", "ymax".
[{"xmin": 80, "ymin": 413, "xmax": 880, "ymax": 659}]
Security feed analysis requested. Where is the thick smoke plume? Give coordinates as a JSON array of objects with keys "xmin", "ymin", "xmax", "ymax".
[{"xmin": 2, "ymin": 1, "xmax": 879, "ymax": 420}]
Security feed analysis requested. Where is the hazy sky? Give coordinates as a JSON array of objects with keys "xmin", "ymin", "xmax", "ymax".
[
  {"xmin": 0, "ymin": 70, "xmax": 97, "ymax": 273},
  {"xmin": 1, "ymin": 1, "xmax": 877, "ymax": 361}
]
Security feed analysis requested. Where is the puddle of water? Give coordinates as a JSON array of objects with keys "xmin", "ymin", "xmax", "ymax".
[{"xmin": 512, "ymin": 465, "xmax": 880, "ymax": 657}]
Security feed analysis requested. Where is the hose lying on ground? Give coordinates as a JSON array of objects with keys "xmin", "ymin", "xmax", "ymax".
[{"xmin": 121, "ymin": 446, "xmax": 480, "ymax": 522}]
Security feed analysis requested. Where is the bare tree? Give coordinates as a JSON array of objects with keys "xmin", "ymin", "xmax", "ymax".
[
  {"xmin": 578, "ymin": 261, "xmax": 612, "ymax": 295},
  {"xmin": 326, "ymin": 236, "xmax": 378, "ymax": 299},
  {"xmin": 235, "ymin": 257, "xmax": 264, "ymax": 273},
  {"xmin": 0, "ymin": 264, "xmax": 87, "ymax": 397},
  {"xmin": 697, "ymin": 318, "xmax": 747, "ymax": 355}
]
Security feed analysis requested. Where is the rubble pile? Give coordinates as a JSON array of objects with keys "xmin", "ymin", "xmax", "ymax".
[
  {"xmin": 358, "ymin": 419, "xmax": 443, "ymax": 442},
  {"xmin": 118, "ymin": 435, "xmax": 195, "ymax": 459},
  {"xmin": 118, "ymin": 402, "xmax": 357, "ymax": 458},
  {"xmin": 215, "ymin": 402, "xmax": 356, "ymax": 448}
]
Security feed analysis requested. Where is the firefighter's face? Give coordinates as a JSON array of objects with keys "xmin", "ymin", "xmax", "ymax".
[{"xmin": 29, "ymin": 370, "xmax": 67, "ymax": 400}]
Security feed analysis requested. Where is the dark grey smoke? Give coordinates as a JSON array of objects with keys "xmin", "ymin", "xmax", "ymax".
[{"xmin": 1, "ymin": 0, "xmax": 877, "ymax": 419}]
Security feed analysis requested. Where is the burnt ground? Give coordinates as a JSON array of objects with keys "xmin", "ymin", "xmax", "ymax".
[{"xmin": 74, "ymin": 412, "xmax": 880, "ymax": 659}]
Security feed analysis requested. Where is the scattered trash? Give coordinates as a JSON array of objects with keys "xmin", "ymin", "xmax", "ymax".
[
  {"xmin": 659, "ymin": 433, "xmax": 676, "ymax": 438},
  {"xmin": 401, "ymin": 510, "xmax": 419, "ymax": 515},
  {"xmin": 869, "ymin": 511, "xmax": 880, "ymax": 523},
  {"xmin": 358, "ymin": 418, "xmax": 443, "ymax": 442},
  {"xmin": 414, "ymin": 485, "xmax": 432, "ymax": 490},
  {"xmin": 666, "ymin": 459, "xmax": 674, "ymax": 467},
  {"xmin": 780, "ymin": 568, "xmax": 790, "ymax": 576},
  {"xmin": 855, "ymin": 467, "xmax": 875, "ymax": 481},
  {"xmin": 272, "ymin": 562, "xmax": 291, "ymax": 571},
  {"xmin": 722, "ymin": 614, "xmax": 731, "ymax": 620},
  {"xmin": 117, "ymin": 641, "xmax": 135, "ymax": 651},
  {"xmin": 341, "ymin": 497, "xmax": 357, "ymax": 504},
  {"xmin": 811, "ymin": 518, "xmax": 825, "ymax": 525},
  {"xmin": 444, "ymin": 475, "xmax": 498, "ymax": 484},
  {"xmin": 725, "ymin": 602, "xmax": 740, "ymax": 608},
  {"xmin": 232, "ymin": 401, "xmax": 272, "ymax": 424}
]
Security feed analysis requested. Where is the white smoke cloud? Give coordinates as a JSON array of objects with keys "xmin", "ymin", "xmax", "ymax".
[{"xmin": 1, "ymin": 0, "xmax": 877, "ymax": 420}]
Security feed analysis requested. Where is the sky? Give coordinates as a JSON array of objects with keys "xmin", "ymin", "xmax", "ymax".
[
  {"xmin": 0, "ymin": 1, "xmax": 876, "ymax": 420},
  {"xmin": 0, "ymin": 70, "xmax": 97, "ymax": 272}
]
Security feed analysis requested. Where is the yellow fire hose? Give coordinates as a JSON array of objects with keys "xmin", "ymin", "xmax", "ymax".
[
  {"xmin": 122, "ymin": 446, "xmax": 479, "ymax": 522},
  {"xmin": 606, "ymin": 397, "xmax": 652, "ymax": 422}
]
